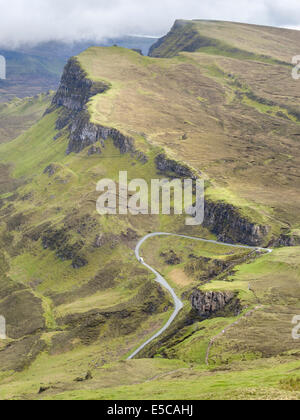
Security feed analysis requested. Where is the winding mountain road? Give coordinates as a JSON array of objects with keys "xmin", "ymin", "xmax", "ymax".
[{"xmin": 127, "ymin": 232, "xmax": 272, "ymax": 360}]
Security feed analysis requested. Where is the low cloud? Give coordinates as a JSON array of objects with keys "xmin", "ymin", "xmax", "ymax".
[{"xmin": 0, "ymin": 0, "xmax": 299, "ymax": 47}]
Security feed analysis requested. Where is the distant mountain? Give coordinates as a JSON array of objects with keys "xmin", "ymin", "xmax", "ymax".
[
  {"xmin": 149, "ymin": 19, "xmax": 300, "ymax": 63},
  {"xmin": 1, "ymin": 20, "xmax": 300, "ymax": 400},
  {"xmin": 0, "ymin": 36, "xmax": 158, "ymax": 102}
]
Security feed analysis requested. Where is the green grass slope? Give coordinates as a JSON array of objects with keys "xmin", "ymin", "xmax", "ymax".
[
  {"xmin": 149, "ymin": 19, "xmax": 300, "ymax": 64},
  {"xmin": 0, "ymin": 92, "xmax": 53, "ymax": 144},
  {"xmin": 0, "ymin": 21, "xmax": 299, "ymax": 400},
  {"xmin": 0, "ymin": 92, "xmax": 208, "ymax": 399},
  {"xmin": 77, "ymin": 43, "xmax": 300, "ymax": 236}
]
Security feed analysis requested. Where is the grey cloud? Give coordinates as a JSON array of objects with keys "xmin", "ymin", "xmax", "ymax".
[{"xmin": 0, "ymin": 0, "xmax": 299, "ymax": 47}]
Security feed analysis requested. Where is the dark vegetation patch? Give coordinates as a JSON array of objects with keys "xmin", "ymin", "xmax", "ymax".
[
  {"xmin": 160, "ymin": 250, "xmax": 181, "ymax": 265},
  {"xmin": 0, "ymin": 335, "xmax": 46, "ymax": 372},
  {"xmin": 24, "ymin": 222, "xmax": 52, "ymax": 242},
  {"xmin": 6, "ymin": 212, "xmax": 29, "ymax": 232},
  {"xmin": 0, "ymin": 290, "xmax": 45, "ymax": 339},
  {"xmin": 0, "ymin": 203, "xmax": 14, "ymax": 218},
  {"xmin": 51, "ymin": 262, "xmax": 149, "ymax": 307},
  {"xmin": 184, "ymin": 255, "xmax": 229, "ymax": 283},
  {"xmin": 41, "ymin": 228, "xmax": 87, "ymax": 268},
  {"xmin": 63, "ymin": 213, "xmax": 98, "ymax": 237},
  {"xmin": 51, "ymin": 281, "xmax": 170, "ymax": 354},
  {"xmin": 0, "ymin": 164, "xmax": 23, "ymax": 195}
]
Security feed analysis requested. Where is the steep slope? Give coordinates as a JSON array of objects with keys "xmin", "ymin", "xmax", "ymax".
[
  {"xmin": 0, "ymin": 48, "xmax": 209, "ymax": 392},
  {"xmin": 75, "ymin": 42, "xmax": 300, "ymax": 242},
  {"xmin": 0, "ymin": 21, "xmax": 300, "ymax": 400},
  {"xmin": 149, "ymin": 19, "xmax": 300, "ymax": 64}
]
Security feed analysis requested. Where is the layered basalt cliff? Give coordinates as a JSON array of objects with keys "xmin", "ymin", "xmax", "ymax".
[
  {"xmin": 52, "ymin": 58, "xmax": 109, "ymax": 112},
  {"xmin": 155, "ymin": 154, "xmax": 270, "ymax": 246},
  {"xmin": 49, "ymin": 55, "xmax": 271, "ymax": 247},
  {"xmin": 155, "ymin": 153, "xmax": 197, "ymax": 180},
  {"xmin": 48, "ymin": 58, "xmax": 147, "ymax": 161},
  {"xmin": 190, "ymin": 290, "xmax": 241, "ymax": 318},
  {"xmin": 204, "ymin": 200, "xmax": 270, "ymax": 247},
  {"xmin": 67, "ymin": 110, "xmax": 137, "ymax": 156}
]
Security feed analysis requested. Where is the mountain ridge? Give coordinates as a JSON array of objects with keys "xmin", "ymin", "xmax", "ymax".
[{"xmin": 0, "ymin": 19, "xmax": 299, "ymax": 400}]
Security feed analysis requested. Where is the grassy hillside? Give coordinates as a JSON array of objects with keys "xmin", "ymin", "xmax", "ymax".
[
  {"xmin": 77, "ymin": 43, "xmax": 300, "ymax": 236},
  {"xmin": 0, "ymin": 93, "xmax": 53, "ymax": 144},
  {"xmin": 149, "ymin": 19, "xmax": 300, "ymax": 63},
  {"xmin": 0, "ymin": 98, "xmax": 208, "ymax": 399},
  {"xmin": 0, "ymin": 37, "xmax": 157, "ymax": 102},
  {"xmin": 0, "ymin": 21, "xmax": 299, "ymax": 400}
]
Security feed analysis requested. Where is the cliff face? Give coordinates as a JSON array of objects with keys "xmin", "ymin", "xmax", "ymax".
[
  {"xmin": 50, "ymin": 56, "xmax": 271, "ymax": 247},
  {"xmin": 154, "ymin": 154, "xmax": 269, "ymax": 246},
  {"xmin": 49, "ymin": 58, "xmax": 147, "ymax": 161},
  {"xmin": 190, "ymin": 290, "xmax": 241, "ymax": 318},
  {"xmin": 204, "ymin": 201, "xmax": 270, "ymax": 247},
  {"xmin": 67, "ymin": 110, "xmax": 137, "ymax": 156},
  {"xmin": 52, "ymin": 58, "xmax": 109, "ymax": 112},
  {"xmin": 155, "ymin": 153, "xmax": 197, "ymax": 180},
  {"xmin": 148, "ymin": 20, "xmax": 193, "ymax": 58},
  {"xmin": 148, "ymin": 20, "xmax": 224, "ymax": 59}
]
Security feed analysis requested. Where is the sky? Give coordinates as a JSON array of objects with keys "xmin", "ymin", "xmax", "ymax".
[{"xmin": 0, "ymin": 0, "xmax": 300, "ymax": 47}]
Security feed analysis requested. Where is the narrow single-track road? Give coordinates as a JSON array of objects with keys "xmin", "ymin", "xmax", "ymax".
[{"xmin": 127, "ymin": 232, "xmax": 272, "ymax": 360}]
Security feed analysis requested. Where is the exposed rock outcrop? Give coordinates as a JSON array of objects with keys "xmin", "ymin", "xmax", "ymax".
[
  {"xmin": 268, "ymin": 234, "xmax": 300, "ymax": 247},
  {"xmin": 41, "ymin": 228, "xmax": 87, "ymax": 269},
  {"xmin": 67, "ymin": 109, "xmax": 136, "ymax": 155},
  {"xmin": 88, "ymin": 145, "xmax": 101, "ymax": 156},
  {"xmin": 51, "ymin": 58, "xmax": 109, "ymax": 112},
  {"xmin": 49, "ymin": 56, "xmax": 272, "ymax": 247},
  {"xmin": 43, "ymin": 164, "xmax": 59, "ymax": 177},
  {"xmin": 155, "ymin": 153, "xmax": 197, "ymax": 179},
  {"xmin": 48, "ymin": 57, "xmax": 147, "ymax": 162},
  {"xmin": 131, "ymin": 48, "xmax": 143, "ymax": 56},
  {"xmin": 184, "ymin": 255, "xmax": 230, "ymax": 283},
  {"xmin": 204, "ymin": 200, "xmax": 270, "ymax": 247},
  {"xmin": 190, "ymin": 290, "xmax": 240, "ymax": 318}
]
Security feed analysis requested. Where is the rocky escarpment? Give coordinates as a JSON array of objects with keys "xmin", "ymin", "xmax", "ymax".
[
  {"xmin": 268, "ymin": 233, "xmax": 300, "ymax": 247},
  {"xmin": 155, "ymin": 153, "xmax": 269, "ymax": 246},
  {"xmin": 67, "ymin": 109, "xmax": 137, "ymax": 156},
  {"xmin": 48, "ymin": 57, "xmax": 147, "ymax": 162},
  {"xmin": 51, "ymin": 58, "xmax": 109, "ymax": 112},
  {"xmin": 149, "ymin": 20, "xmax": 224, "ymax": 59},
  {"xmin": 190, "ymin": 290, "xmax": 241, "ymax": 318},
  {"xmin": 155, "ymin": 153, "xmax": 197, "ymax": 179},
  {"xmin": 204, "ymin": 200, "xmax": 270, "ymax": 247},
  {"xmin": 50, "ymin": 56, "xmax": 271, "ymax": 247}
]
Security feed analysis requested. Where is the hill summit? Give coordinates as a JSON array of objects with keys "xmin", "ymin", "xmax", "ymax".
[{"xmin": 0, "ymin": 20, "xmax": 299, "ymax": 400}]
